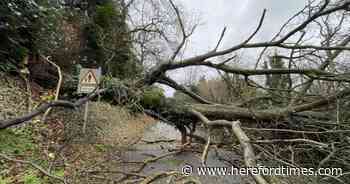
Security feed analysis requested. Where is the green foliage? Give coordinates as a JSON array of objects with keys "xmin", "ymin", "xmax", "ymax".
[
  {"xmin": 173, "ymin": 84, "xmax": 201, "ymax": 103},
  {"xmin": 23, "ymin": 171, "xmax": 42, "ymax": 184},
  {"xmin": 173, "ymin": 91, "xmax": 196, "ymax": 103},
  {"xmin": 54, "ymin": 169, "xmax": 65, "ymax": 178},
  {"xmin": 14, "ymin": 47, "xmax": 29, "ymax": 60},
  {"xmin": 34, "ymin": 7, "xmax": 65, "ymax": 55},
  {"xmin": 0, "ymin": 1, "xmax": 39, "ymax": 67},
  {"xmin": 188, "ymin": 84, "xmax": 199, "ymax": 94},
  {"xmin": 0, "ymin": 0, "xmax": 63, "ymax": 72},
  {"xmin": 0, "ymin": 45, "xmax": 29, "ymax": 72},
  {"xmin": 84, "ymin": 24, "xmax": 100, "ymax": 50},
  {"xmin": 94, "ymin": 144, "xmax": 109, "ymax": 152},
  {"xmin": 108, "ymin": 55, "xmax": 143, "ymax": 79},
  {"xmin": 0, "ymin": 0, "xmax": 141, "ymax": 78},
  {"xmin": 0, "ymin": 62, "xmax": 17, "ymax": 72},
  {"xmin": 0, "ymin": 129, "xmax": 36, "ymax": 154},
  {"xmin": 99, "ymin": 76, "xmax": 143, "ymax": 112},
  {"xmin": 141, "ymin": 87, "xmax": 165, "ymax": 109},
  {"xmin": 95, "ymin": 3, "xmax": 119, "ymax": 28},
  {"xmin": 77, "ymin": 0, "xmax": 142, "ymax": 79},
  {"xmin": 0, "ymin": 177, "xmax": 12, "ymax": 184}
]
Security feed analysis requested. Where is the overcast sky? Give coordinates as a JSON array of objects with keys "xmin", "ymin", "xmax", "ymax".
[
  {"xmin": 177, "ymin": 0, "xmax": 306, "ymax": 53},
  {"xmin": 163, "ymin": 0, "xmax": 308, "ymax": 96}
]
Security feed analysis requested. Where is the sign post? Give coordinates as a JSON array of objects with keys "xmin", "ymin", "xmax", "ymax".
[
  {"xmin": 83, "ymin": 101, "xmax": 89, "ymax": 134},
  {"xmin": 78, "ymin": 68, "xmax": 101, "ymax": 135}
]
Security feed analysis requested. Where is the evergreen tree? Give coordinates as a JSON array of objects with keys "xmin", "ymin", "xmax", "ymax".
[{"xmin": 265, "ymin": 53, "xmax": 289, "ymax": 106}]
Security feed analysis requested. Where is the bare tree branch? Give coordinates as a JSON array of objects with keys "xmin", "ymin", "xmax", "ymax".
[
  {"xmin": 41, "ymin": 55, "xmax": 63, "ymax": 122},
  {"xmin": 190, "ymin": 110, "xmax": 269, "ymax": 184},
  {"xmin": 145, "ymin": 1, "xmax": 350, "ymax": 86},
  {"xmin": 0, "ymin": 89, "xmax": 107, "ymax": 130},
  {"xmin": 168, "ymin": 0, "xmax": 197, "ymax": 62},
  {"xmin": 158, "ymin": 75, "xmax": 213, "ymax": 104},
  {"xmin": 252, "ymin": 138, "xmax": 328, "ymax": 148},
  {"xmin": 213, "ymin": 27, "xmax": 227, "ymax": 51}
]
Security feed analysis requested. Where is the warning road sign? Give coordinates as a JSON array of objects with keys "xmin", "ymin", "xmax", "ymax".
[{"xmin": 78, "ymin": 68, "xmax": 101, "ymax": 94}]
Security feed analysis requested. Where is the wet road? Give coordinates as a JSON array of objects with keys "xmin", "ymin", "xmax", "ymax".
[{"xmin": 119, "ymin": 122, "xmax": 247, "ymax": 184}]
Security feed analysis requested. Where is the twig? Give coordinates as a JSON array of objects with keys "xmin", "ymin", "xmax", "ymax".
[
  {"xmin": 124, "ymin": 178, "xmax": 145, "ymax": 184},
  {"xmin": 89, "ymin": 175, "xmax": 121, "ymax": 183},
  {"xmin": 118, "ymin": 150, "xmax": 183, "ymax": 182},
  {"xmin": 241, "ymin": 9, "xmax": 267, "ymax": 45},
  {"xmin": 201, "ymin": 135, "xmax": 211, "ymax": 166},
  {"xmin": 138, "ymin": 150, "xmax": 183, "ymax": 172},
  {"xmin": 218, "ymin": 55, "xmax": 237, "ymax": 66},
  {"xmin": 251, "ymin": 138, "xmax": 328, "ymax": 148},
  {"xmin": 253, "ymin": 144, "xmax": 300, "ymax": 168},
  {"xmin": 319, "ymin": 174, "xmax": 346, "ymax": 184},
  {"xmin": 86, "ymin": 169, "xmax": 147, "ymax": 178},
  {"xmin": 140, "ymin": 171, "xmax": 180, "ymax": 184},
  {"xmin": 243, "ymin": 127, "xmax": 350, "ymax": 134},
  {"xmin": 318, "ymin": 143, "xmax": 336, "ymax": 169},
  {"xmin": 213, "ymin": 27, "xmax": 227, "ymax": 51},
  {"xmin": 141, "ymin": 139, "xmax": 176, "ymax": 144}
]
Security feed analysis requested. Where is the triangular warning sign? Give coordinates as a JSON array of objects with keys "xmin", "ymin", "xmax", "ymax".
[{"xmin": 81, "ymin": 70, "xmax": 97, "ymax": 84}]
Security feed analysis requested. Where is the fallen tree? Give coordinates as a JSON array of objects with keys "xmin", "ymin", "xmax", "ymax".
[
  {"xmin": 3, "ymin": 0, "xmax": 349, "ymax": 127},
  {"xmin": 2, "ymin": 0, "xmax": 350, "ymax": 183}
]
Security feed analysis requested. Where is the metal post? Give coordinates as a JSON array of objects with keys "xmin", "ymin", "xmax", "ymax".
[{"xmin": 83, "ymin": 101, "xmax": 89, "ymax": 134}]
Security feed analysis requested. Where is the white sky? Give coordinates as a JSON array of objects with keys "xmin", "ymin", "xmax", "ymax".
[
  {"xmin": 163, "ymin": 0, "xmax": 308, "ymax": 97},
  {"xmin": 177, "ymin": 0, "xmax": 306, "ymax": 52}
]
